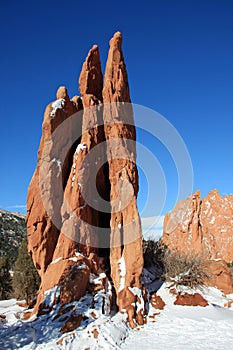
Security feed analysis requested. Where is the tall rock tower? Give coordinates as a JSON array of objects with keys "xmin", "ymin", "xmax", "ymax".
[
  {"xmin": 103, "ymin": 32, "xmax": 144, "ymax": 326},
  {"xmin": 26, "ymin": 32, "xmax": 145, "ymax": 328}
]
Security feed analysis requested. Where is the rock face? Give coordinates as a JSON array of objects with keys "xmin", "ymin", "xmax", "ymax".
[
  {"xmin": 205, "ymin": 259, "xmax": 233, "ymax": 295},
  {"xmin": 163, "ymin": 189, "xmax": 233, "ymax": 294},
  {"xmin": 163, "ymin": 190, "xmax": 233, "ymax": 263},
  {"xmin": 26, "ymin": 32, "xmax": 144, "ymax": 327}
]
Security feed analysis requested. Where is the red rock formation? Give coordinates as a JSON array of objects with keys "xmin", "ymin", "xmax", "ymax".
[
  {"xmin": 150, "ymin": 293, "xmax": 166, "ymax": 310},
  {"xmin": 204, "ymin": 259, "xmax": 233, "ymax": 294},
  {"xmin": 103, "ymin": 32, "xmax": 144, "ymax": 327},
  {"xmin": 26, "ymin": 87, "xmax": 80, "ymax": 275},
  {"xmin": 174, "ymin": 293, "xmax": 208, "ymax": 307},
  {"xmin": 53, "ymin": 44, "xmax": 105, "ymax": 260},
  {"xmin": 163, "ymin": 189, "xmax": 233, "ymax": 294},
  {"xmin": 26, "ymin": 32, "xmax": 144, "ymax": 328},
  {"xmin": 163, "ymin": 190, "xmax": 233, "ymax": 263}
]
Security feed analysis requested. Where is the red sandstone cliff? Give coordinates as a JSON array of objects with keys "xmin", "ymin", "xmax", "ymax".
[
  {"xmin": 163, "ymin": 189, "xmax": 233, "ymax": 294},
  {"xmin": 163, "ymin": 189, "xmax": 233, "ymax": 263}
]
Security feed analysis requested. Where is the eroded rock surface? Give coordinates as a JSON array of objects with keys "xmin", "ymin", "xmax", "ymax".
[
  {"xmin": 103, "ymin": 31, "xmax": 144, "ymax": 327},
  {"xmin": 204, "ymin": 259, "xmax": 233, "ymax": 294},
  {"xmin": 26, "ymin": 87, "xmax": 80, "ymax": 275},
  {"xmin": 163, "ymin": 190, "xmax": 233, "ymax": 263},
  {"xmin": 163, "ymin": 189, "xmax": 233, "ymax": 294}
]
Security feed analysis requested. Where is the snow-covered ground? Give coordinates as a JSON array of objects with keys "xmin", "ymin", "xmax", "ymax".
[
  {"xmin": 122, "ymin": 284, "xmax": 233, "ymax": 350},
  {"xmin": 0, "ymin": 293, "xmax": 129, "ymax": 350},
  {"xmin": 0, "ymin": 284, "xmax": 233, "ymax": 349}
]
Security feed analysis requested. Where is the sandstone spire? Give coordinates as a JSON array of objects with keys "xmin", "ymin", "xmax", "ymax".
[
  {"xmin": 103, "ymin": 32, "xmax": 144, "ymax": 327},
  {"xmin": 26, "ymin": 33, "xmax": 145, "ymax": 328},
  {"xmin": 26, "ymin": 87, "xmax": 80, "ymax": 275},
  {"xmin": 53, "ymin": 44, "xmax": 106, "ymax": 259}
]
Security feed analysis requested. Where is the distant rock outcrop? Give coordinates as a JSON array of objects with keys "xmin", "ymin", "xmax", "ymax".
[
  {"xmin": 163, "ymin": 190, "xmax": 233, "ymax": 263},
  {"xmin": 26, "ymin": 32, "xmax": 145, "ymax": 328},
  {"xmin": 163, "ymin": 189, "xmax": 233, "ymax": 294}
]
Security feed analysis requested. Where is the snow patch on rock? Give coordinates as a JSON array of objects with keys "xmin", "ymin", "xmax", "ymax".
[
  {"xmin": 118, "ymin": 256, "xmax": 126, "ymax": 292},
  {"xmin": 50, "ymin": 99, "xmax": 65, "ymax": 116}
]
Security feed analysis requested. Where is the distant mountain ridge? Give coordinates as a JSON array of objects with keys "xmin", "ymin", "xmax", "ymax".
[
  {"xmin": 0, "ymin": 209, "xmax": 27, "ymax": 268},
  {"xmin": 0, "ymin": 208, "xmax": 26, "ymax": 219}
]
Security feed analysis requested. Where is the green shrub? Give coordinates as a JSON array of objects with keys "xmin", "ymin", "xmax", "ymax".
[
  {"xmin": 0, "ymin": 255, "xmax": 12, "ymax": 299},
  {"xmin": 13, "ymin": 238, "xmax": 40, "ymax": 304}
]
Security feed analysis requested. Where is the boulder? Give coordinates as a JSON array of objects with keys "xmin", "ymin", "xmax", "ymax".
[
  {"xmin": 174, "ymin": 293, "xmax": 208, "ymax": 307},
  {"xmin": 150, "ymin": 293, "xmax": 166, "ymax": 310}
]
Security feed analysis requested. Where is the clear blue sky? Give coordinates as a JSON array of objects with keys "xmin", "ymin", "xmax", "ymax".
[{"xmin": 0, "ymin": 0, "xmax": 232, "ymax": 217}]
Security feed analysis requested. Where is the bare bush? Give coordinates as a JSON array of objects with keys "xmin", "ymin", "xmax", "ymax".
[
  {"xmin": 163, "ymin": 250, "xmax": 211, "ymax": 289},
  {"xmin": 143, "ymin": 240, "xmax": 211, "ymax": 289}
]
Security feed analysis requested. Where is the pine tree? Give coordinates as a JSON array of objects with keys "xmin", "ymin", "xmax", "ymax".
[
  {"xmin": 13, "ymin": 238, "xmax": 40, "ymax": 304},
  {"xmin": 0, "ymin": 255, "xmax": 12, "ymax": 300}
]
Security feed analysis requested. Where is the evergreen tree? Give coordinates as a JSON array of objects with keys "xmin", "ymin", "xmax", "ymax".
[
  {"xmin": 13, "ymin": 238, "xmax": 40, "ymax": 304},
  {"xmin": 0, "ymin": 255, "xmax": 12, "ymax": 300}
]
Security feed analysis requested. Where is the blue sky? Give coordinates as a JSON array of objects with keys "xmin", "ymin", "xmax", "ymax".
[{"xmin": 0, "ymin": 0, "xmax": 232, "ymax": 221}]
